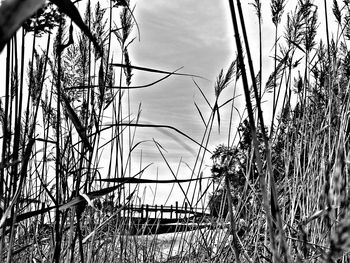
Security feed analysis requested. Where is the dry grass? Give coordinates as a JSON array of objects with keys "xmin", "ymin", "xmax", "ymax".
[{"xmin": 2, "ymin": 0, "xmax": 350, "ymax": 262}]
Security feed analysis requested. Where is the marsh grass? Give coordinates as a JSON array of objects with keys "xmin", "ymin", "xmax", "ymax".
[{"xmin": 2, "ymin": 0, "xmax": 350, "ymax": 262}]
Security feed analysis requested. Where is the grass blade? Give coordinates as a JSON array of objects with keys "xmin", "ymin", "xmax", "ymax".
[{"xmin": 0, "ymin": 0, "xmax": 45, "ymax": 51}]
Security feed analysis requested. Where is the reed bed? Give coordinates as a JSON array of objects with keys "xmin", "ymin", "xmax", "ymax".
[{"xmin": 1, "ymin": 0, "xmax": 350, "ymax": 262}]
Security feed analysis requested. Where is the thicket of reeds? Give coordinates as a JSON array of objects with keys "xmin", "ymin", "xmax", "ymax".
[{"xmin": 2, "ymin": 0, "xmax": 350, "ymax": 262}]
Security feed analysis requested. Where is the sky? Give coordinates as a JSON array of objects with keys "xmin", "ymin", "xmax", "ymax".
[
  {"xmin": 0, "ymin": 0, "xmax": 243, "ymax": 207},
  {"xmin": 0, "ymin": 0, "xmax": 250, "ymax": 208},
  {"xmin": 128, "ymin": 0, "xmax": 236, "ymax": 205},
  {"xmin": 0, "ymin": 0, "xmax": 339, "ymax": 207},
  {"xmin": 125, "ymin": 0, "xmax": 340, "ymax": 206},
  {"xmin": 114, "ymin": 4, "xmax": 347, "ymax": 246},
  {"xmin": 130, "ymin": 0, "xmax": 236, "ymax": 143},
  {"xmin": 126, "ymin": 0, "xmax": 274, "ymax": 205}
]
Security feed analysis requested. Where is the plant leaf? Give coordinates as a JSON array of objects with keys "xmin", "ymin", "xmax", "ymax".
[
  {"xmin": 49, "ymin": 0, "xmax": 103, "ymax": 57},
  {"xmin": 97, "ymin": 177, "xmax": 210, "ymax": 184},
  {"xmin": 62, "ymin": 94, "xmax": 93, "ymax": 152},
  {"xmin": 0, "ymin": 0, "xmax": 45, "ymax": 52},
  {"xmin": 111, "ymin": 63, "xmax": 204, "ymax": 79},
  {"xmin": 2, "ymin": 205, "xmax": 56, "ymax": 227}
]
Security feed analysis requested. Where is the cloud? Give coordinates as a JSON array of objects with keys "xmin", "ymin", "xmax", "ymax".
[{"xmin": 125, "ymin": 0, "xmax": 243, "ymax": 195}]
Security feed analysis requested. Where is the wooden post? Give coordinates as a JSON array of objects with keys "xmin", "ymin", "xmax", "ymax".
[
  {"xmin": 160, "ymin": 205, "xmax": 163, "ymax": 219},
  {"xmin": 118, "ymin": 205, "xmax": 121, "ymax": 218},
  {"xmin": 170, "ymin": 205, "xmax": 173, "ymax": 219},
  {"xmin": 141, "ymin": 204, "xmax": 144, "ymax": 219},
  {"xmin": 146, "ymin": 204, "xmax": 149, "ymax": 219},
  {"xmin": 40, "ymin": 202, "xmax": 45, "ymax": 226},
  {"xmin": 155, "ymin": 205, "xmax": 158, "ymax": 218},
  {"xmin": 185, "ymin": 202, "xmax": 188, "ymax": 219},
  {"xmin": 176, "ymin": 201, "xmax": 178, "ymax": 220}
]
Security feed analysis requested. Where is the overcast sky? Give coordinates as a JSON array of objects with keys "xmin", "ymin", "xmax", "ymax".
[
  {"xmin": 0, "ymin": 0, "xmax": 337, "ymax": 206},
  {"xmin": 124, "ymin": 0, "xmax": 339, "ymax": 206},
  {"xmin": 127, "ymin": 1, "xmax": 275, "ymax": 205}
]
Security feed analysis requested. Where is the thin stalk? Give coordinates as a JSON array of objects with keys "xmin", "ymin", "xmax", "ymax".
[
  {"xmin": 227, "ymin": 0, "xmax": 265, "ymax": 261},
  {"xmin": 258, "ymin": 6, "xmax": 262, "ymax": 98},
  {"xmin": 272, "ymin": 23, "xmax": 279, "ymax": 131},
  {"xmin": 22, "ymin": 29, "xmax": 37, "ymax": 157},
  {"xmin": 82, "ymin": 0, "xmax": 91, "ymax": 194},
  {"xmin": 2, "ymin": 37, "xmax": 11, "ymax": 198},
  {"xmin": 53, "ymin": 15, "xmax": 63, "ymax": 263},
  {"xmin": 3, "ymin": 39, "xmax": 12, "ymax": 263},
  {"xmin": 323, "ymin": 0, "xmax": 331, "ymax": 62},
  {"xmin": 323, "ymin": 2, "xmax": 334, "ymax": 256},
  {"xmin": 229, "ymin": 0, "xmax": 287, "ymax": 261},
  {"xmin": 225, "ymin": 176, "xmax": 241, "ymax": 262},
  {"xmin": 236, "ymin": 1, "xmax": 288, "ymax": 257},
  {"xmin": 228, "ymin": 73, "xmax": 238, "ymax": 146}
]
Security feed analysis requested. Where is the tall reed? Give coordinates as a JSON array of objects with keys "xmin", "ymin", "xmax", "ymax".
[{"xmin": 2, "ymin": 0, "xmax": 350, "ymax": 262}]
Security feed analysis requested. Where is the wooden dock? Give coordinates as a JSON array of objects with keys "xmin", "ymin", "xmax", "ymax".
[{"xmin": 114, "ymin": 202, "xmax": 213, "ymax": 235}]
